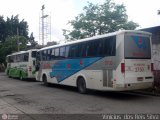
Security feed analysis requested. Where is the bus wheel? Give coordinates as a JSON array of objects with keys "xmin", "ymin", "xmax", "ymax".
[
  {"xmin": 77, "ymin": 77, "xmax": 87, "ymax": 94},
  {"xmin": 43, "ymin": 75, "xmax": 49, "ymax": 86}
]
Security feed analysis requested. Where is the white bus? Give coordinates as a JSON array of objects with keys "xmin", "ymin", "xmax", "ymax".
[
  {"xmin": 6, "ymin": 49, "xmax": 38, "ymax": 80},
  {"xmin": 35, "ymin": 30, "xmax": 154, "ymax": 93}
]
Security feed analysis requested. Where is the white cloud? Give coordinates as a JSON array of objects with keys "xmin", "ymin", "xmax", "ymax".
[
  {"xmin": 0, "ymin": 0, "xmax": 160, "ymax": 45},
  {"xmin": 114, "ymin": 0, "xmax": 160, "ymax": 28}
]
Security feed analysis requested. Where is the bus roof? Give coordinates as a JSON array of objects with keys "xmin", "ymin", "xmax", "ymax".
[
  {"xmin": 6, "ymin": 49, "xmax": 38, "ymax": 57},
  {"xmin": 39, "ymin": 30, "xmax": 152, "ymax": 51}
]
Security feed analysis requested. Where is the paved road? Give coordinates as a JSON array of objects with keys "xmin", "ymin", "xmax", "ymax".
[{"xmin": 0, "ymin": 73, "xmax": 160, "ymax": 119}]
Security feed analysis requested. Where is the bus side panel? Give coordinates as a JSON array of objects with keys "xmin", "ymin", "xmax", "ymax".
[
  {"xmin": 114, "ymin": 34, "xmax": 125, "ymax": 88},
  {"xmin": 18, "ymin": 62, "xmax": 28, "ymax": 78},
  {"xmin": 28, "ymin": 58, "xmax": 36, "ymax": 78},
  {"xmin": 47, "ymin": 57, "xmax": 117, "ymax": 91},
  {"xmin": 8, "ymin": 62, "xmax": 19, "ymax": 77}
]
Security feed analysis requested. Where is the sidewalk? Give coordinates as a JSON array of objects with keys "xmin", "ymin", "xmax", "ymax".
[
  {"xmin": 0, "ymin": 98, "xmax": 35, "ymax": 120},
  {"xmin": 0, "ymin": 98, "xmax": 23, "ymax": 114}
]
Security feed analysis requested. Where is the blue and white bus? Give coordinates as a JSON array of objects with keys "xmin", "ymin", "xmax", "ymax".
[{"xmin": 35, "ymin": 30, "xmax": 154, "ymax": 93}]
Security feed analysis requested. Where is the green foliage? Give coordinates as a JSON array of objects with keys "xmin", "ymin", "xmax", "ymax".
[
  {"xmin": 63, "ymin": 0, "xmax": 139, "ymax": 40},
  {"xmin": 28, "ymin": 32, "xmax": 38, "ymax": 49},
  {"xmin": 0, "ymin": 15, "xmax": 37, "ymax": 64},
  {"xmin": 0, "ymin": 15, "xmax": 29, "ymax": 42},
  {"xmin": 0, "ymin": 36, "xmax": 27, "ymax": 63}
]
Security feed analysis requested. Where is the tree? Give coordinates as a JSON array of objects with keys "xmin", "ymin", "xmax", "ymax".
[
  {"xmin": 0, "ymin": 15, "xmax": 37, "ymax": 64},
  {"xmin": 28, "ymin": 32, "xmax": 38, "ymax": 49},
  {"xmin": 0, "ymin": 36, "xmax": 27, "ymax": 63},
  {"xmin": 1, "ymin": 15, "xmax": 29, "ymax": 42},
  {"xmin": 63, "ymin": 0, "xmax": 139, "ymax": 40},
  {"xmin": 0, "ymin": 16, "xmax": 6, "ymax": 42}
]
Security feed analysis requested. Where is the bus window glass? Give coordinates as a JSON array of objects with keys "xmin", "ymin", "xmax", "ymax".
[
  {"xmin": 55, "ymin": 48, "xmax": 60, "ymax": 58},
  {"xmin": 11, "ymin": 56, "xmax": 13, "ymax": 62},
  {"xmin": 19, "ymin": 54, "xmax": 23, "ymax": 62},
  {"xmin": 85, "ymin": 39, "xmax": 104, "ymax": 57},
  {"xmin": 68, "ymin": 44, "xmax": 78, "ymax": 58},
  {"xmin": 36, "ymin": 52, "xmax": 40, "ymax": 61},
  {"xmin": 60, "ymin": 47, "xmax": 66, "ymax": 58},
  {"xmin": 77, "ymin": 43, "xmax": 83, "ymax": 57},
  {"xmin": 86, "ymin": 41, "xmax": 95, "ymax": 57},
  {"xmin": 65, "ymin": 46, "xmax": 70, "ymax": 58},
  {"xmin": 124, "ymin": 35, "xmax": 151, "ymax": 59},
  {"xmin": 103, "ymin": 36, "xmax": 116, "ymax": 56},
  {"xmin": 50, "ymin": 49, "xmax": 55, "ymax": 60},
  {"xmin": 12, "ymin": 55, "xmax": 16, "ymax": 62},
  {"xmin": 32, "ymin": 51, "xmax": 37, "ymax": 58},
  {"xmin": 96, "ymin": 39, "xmax": 104, "ymax": 56},
  {"xmin": 17, "ymin": 54, "xmax": 21, "ymax": 62},
  {"xmin": 42, "ymin": 50, "xmax": 47, "ymax": 61},
  {"xmin": 81, "ymin": 43, "xmax": 87, "ymax": 57},
  {"xmin": 24, "ymin": 53, "xmax": 29, "ymax": 62},
  {"xmin": 46, "ymin": 49, "xmax": 51, "ymax": 60},
  {"xmin": 8, "ymin": 56, "xmax": 13, "ymax": 63}
]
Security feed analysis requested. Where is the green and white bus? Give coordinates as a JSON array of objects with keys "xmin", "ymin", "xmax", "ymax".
[{"xmin": 6, "ymin": 49, "xmax": 38, "ymax": 80}]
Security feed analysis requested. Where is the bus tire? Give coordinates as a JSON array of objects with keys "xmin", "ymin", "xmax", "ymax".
[
  {"xmin": 77, "ymin": 77, "xmax": 87, "ymax": 94},
  {"xmin": 43, "ymin": 75, "xmax": 49, "ymax": 86}
]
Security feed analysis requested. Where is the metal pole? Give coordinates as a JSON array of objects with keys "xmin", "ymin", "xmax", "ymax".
[
  {"xmin": 17, "ymin": 28, "xmax": 19, "ymax": 52},
  {"xmin": 41, "ymin": 5, "xmax": 45, "ymax": 46}
]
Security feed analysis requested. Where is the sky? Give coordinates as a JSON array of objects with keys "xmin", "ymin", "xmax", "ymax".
[{"xmin": 0, "ymin": 0, "xmax": 160, "ymax": 44}]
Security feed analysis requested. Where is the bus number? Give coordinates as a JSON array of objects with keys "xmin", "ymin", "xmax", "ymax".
[{"xmin": 135, "ymin": 67, "xmax": 144, "ymax": 72}]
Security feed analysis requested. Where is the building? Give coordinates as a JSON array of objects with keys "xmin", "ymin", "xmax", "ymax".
[{"xmin": 140, "ymin": 26, "xmax": 160, "ymax": 87}]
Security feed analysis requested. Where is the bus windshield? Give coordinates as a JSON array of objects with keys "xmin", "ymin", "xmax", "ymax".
[{"xmin": 124, "ymin": 34, "xmax": 151, "ymax": 59}]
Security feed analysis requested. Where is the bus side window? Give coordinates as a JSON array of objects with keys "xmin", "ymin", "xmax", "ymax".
[
  {"xmin": 51, "ymin": 49, "xmax": 55, "ymax": 60},
  {"xmin": 77, "ymin": 43, "xmax": 83, "ymax": 57},
  {"xmin": 86, "ymin": 41, "xmax": 95, "ymax": 57},
  {"xmin": 103, "ymin": 36, "xmax": 116, "ymax": 56},
  {"xmin": 24, "ymin": 53, "xmax": 29, "ymax": 62},
  {"xmin": 96, "ymin": 39, "xmax": 104, "ymax": 56},
  {"xmin": 68, "ymin": 44, "xmax": 78, "ymax": 58},
  {"xmin": 65, "ymin": 46, "xmax": 70, "ymax": 58},
  {"xmin": 81, "ymin": 43, "xmax": 87, "ymax": 57},
  {"xmin": 19, "ymin": 54, "xmax": 23, "ymax": 62},
  {"xmin": 47, "ymin": 49, "xmax": 51, "ymax": 61},
  {"xmin": 39, "ymin": 52, "xmax": 42, "ymax": 61},
  {"xmin": 60, "ymin": 47, "xmax": 66, "ymax": 58},
  {"xmin": 13, "ymin": 55, "xmax": 16, "ymax": 62},
  {"xmin": 36, "ymin": 52, "xmax": 40, "ymax": 61},
  {"xmin": 55, "ymin": 48, "xmax": 60, "ymax": 59},
  {"xmin": 42, "ymin": 50, "xmax": 47, "ymax": 61},
  {"xmin": 9, "ymin": 56, "xmax": 13, "ymax": 63},
  {"xmin": 17, "ymin": 54, "xmax": 21, "ymax": 62}
]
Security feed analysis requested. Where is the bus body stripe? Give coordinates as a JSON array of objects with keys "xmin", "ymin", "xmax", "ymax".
[{"xmin": 50, "ymin": 57, "xmax": 102, "ymax": 82}]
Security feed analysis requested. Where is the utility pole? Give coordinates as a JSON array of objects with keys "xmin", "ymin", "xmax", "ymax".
[
  {"xmin": 41, "ymin": 5, "xmax": 45, "ymax": 46},
  {"xmin": 17, "ymin": 28, "xmax": 19, "ymax": 52}
]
